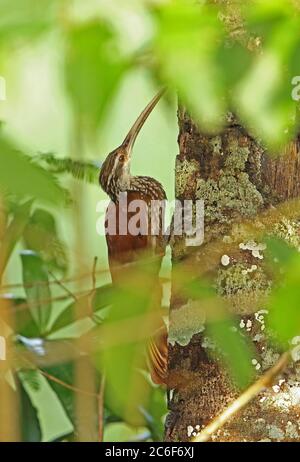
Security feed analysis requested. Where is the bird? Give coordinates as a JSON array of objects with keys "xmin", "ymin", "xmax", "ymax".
[{"xmin": 99, "ymin": 90, "xmax": 168, "ymax": 386}]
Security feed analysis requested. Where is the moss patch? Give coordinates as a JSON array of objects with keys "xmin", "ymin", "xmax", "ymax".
[
  {"xmin": 216, "ymin": 263, "xmax": 271, "ymax": 313},
  {"xmin": 175, "ymin": 158, "xmax": 199, "ymax": 198},
  {"xmin": 169, "ymin": 299, "xmax": 206, "ymax": 347},
  {"xmin": 196, "ymin": 138, "xmax": 263, "ymax": 226},
  {"xmin": 273, "ymin": 218, "xmax": 300, "ymax": 250}
]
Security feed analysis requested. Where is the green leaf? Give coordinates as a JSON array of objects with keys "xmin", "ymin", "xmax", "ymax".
[
  {"xmin": 244, "ymin": 0, "xmax": 297, "ymax": 41},
  {"xmin": 0, "ymin": 0, "xmax": 59, "ymax": 43},
  {"xmin": 65, "ymin": 21, "xmax": 127, "ymax": 131},
  {"xmin": 208, "ymin": 317, "xmax": 255, "ymax": 389},
  {"xmin": 49, "ymin": 283, "xmax": 114, "ymax": 334},
  {"xmin": 103, "ymin": 422, "xmax": 149, "ymax": 443},
  {"xmin": 35, "ymin": 153, "xmax": 100, "ymax": 184},
  {"xmin": 235, "ymin": 49, "xmax": 298, "ymax": 151},
  {"xmin": 153, "ymin": 0, "xmax": 225, "ymax": 131},
  {"xmin": 18, "ymin": 373, "xmax": 42, "ymax": 442},
  {"xmin": 97, "ymin": 265, "xmax": 162, "ymax": 426},
  {"xmin": 18, "ymin": 368, "xmax": 74, "ymax": 441},
  {"xmin": 141, "ymin": 385, "xmax": 167, "ymax": 441},
  {"xmin": 268, "ymin": 255, "xmax": 300, "ymax": 347},
  {"xmin": 44, "ymin": 360, "xmax": 102, "ymax": 441},
  {"xmin": 23, "ymin": 208, "xmax": 68, "ymax": 273},
  {"xmin": 216, "ymin": 42, "xmax": 253, "ymax": 89},
  {"xmin": 265, "ymin": 237, "xmax": 298, "ymax": 268},
  {"xmin": 0, "ymin": 199, "xmax": 33, "ymax": 281},
  {"xmin": 43, "ymin": 362, "xmax": 75, "ymax": 426},
  {"xmin": 21, "ymin": 251, "xmax": 52, "ymax": 335},
  {"xmin": 19, "ymin": 369, "xmax": 41, "ymax": 392},
  {"xmin": 236, "ymin": 3, "xmax": 300, "ymax": 150},
  {"xmin": 0, "ymin": 135, "xmax": 65, "ymax": 205},
  {"xmin": 1, "ymin": 294, "xmax": 40, "ymax": 338}
]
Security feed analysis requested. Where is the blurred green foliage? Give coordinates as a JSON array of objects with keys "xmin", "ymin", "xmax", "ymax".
[
  {"xmin": 21, "ymin": 251, "xmax": 53, "ymax": 335},
  {"xmin": 266, "ymin": 238, "xmax": 300, "ymax": 347},
  {"xmin": 153, "ymin": 1, "xmax": 226, "ymax": 131},
  {"xmin": 0, "ymin": 135, "xmax": 65, "ymax": 204},
  {"xmin": 0, "ymin": 0, "xmax": 60, "ymax": 42},
  {"xmin": 65, "ymin": 21, "xmax": 128, "ymax": 133},
  {"xmin": 0, "ymin": 0, "xmax": 300, "ymax": 443}
]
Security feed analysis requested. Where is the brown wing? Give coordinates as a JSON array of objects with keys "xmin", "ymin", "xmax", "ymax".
[
  {"xmin": 105, "ymin": 191, "xmax": 168, "ymax": 385},
  {"xmin": 105, "ymin": 190, "xmax": 166, "ymax": 284},
  {"xmin": 148, "ymin": 325, "xmax": 168, "ymax": 386}
]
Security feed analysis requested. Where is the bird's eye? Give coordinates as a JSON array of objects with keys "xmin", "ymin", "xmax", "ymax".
[{"xmin": 119, "ymin": 154, "xmax": 125, "ymax": 162}]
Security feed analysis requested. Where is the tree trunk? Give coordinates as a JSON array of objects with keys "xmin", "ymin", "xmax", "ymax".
[{"xmin": 165, "ymin": 108, "xmax": 300, "ymax": 442}]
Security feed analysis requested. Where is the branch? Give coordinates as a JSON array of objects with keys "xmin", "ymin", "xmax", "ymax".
[
  {"xmin": 91, "ymin": 257, "xmax": 98, "ymax": 291},
  {"xmin": 0, "ymin": 269, "xmax": 105, "ymax": 290},
  {"xmin": 1, "ymin": 265, "xmax": 169, "ymax": 291},
  {"xmin": 191, "ymin": 351, "xmax": 291, "ymax": 443},
  {"xmin": 88, "ymin": 257, "xmax": 98, "ymax": 316},
  {"xmin": 3, "ymin": 291, "xmax": 87, "ymax": 314},
  {"xmin": 98, "ymin": 374, "xmax": 106, "ymax": 442},
  {"xmin": 39, "ymin": 368, "xmax": 99, "ymax": 398},
  {"xmin": 49, "ymin": 270, "xmax": 78, "ymax": 302}
]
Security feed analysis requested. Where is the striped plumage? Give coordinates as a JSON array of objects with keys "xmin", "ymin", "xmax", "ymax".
[
  {"xmin": 148, "ymin": 327, "xmax": 168, "ymax": 385},
  {"xmin": 99, "ymin": 91, "xmax": 168, "ymax": 386}
]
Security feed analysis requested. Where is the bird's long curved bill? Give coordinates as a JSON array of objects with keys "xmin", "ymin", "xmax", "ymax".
[{"xmin": 122, "ymin": 89, "xmax": 166, "ymax": 154}]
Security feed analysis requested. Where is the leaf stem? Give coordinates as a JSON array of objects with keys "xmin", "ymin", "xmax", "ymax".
[
  {"xmin": 191, "ymin": 351, "xmax": 291, "ymax": 443},
  {"xmin": 49, "ymin": 270, "xmax": 77, "ymax": 302}
]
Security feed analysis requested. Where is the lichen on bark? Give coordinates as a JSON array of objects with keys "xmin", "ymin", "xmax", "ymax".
[{"xmin": 166, "ymin": 107, "xmax": 300, "ymax": 442}]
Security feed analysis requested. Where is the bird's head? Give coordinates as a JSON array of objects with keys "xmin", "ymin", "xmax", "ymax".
[
  {"xmin": 99, "ymin": 89, "xmax": 165, "ymax": 201},
  {"xmin": 99, "ymin": 145, "xmax": 131, "ymax": 200}
]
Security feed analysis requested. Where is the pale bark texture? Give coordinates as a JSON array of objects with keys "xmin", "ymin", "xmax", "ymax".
[{"xmin": 165, "ymin": 109, "xmax": 300, "ymax": 442}]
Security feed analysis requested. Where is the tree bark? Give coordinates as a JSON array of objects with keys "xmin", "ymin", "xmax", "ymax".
[{"xmin": 165, "ymin": 108, "xmax": 300, "ymax": 442}]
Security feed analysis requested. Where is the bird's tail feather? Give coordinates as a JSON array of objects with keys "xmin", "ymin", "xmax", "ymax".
[{"xmin": 147, "ymin": 325, "xmax": 168, "ymax": 386}]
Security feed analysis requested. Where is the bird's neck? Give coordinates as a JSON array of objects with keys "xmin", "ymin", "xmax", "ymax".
[
  {"xmin": 108, "ymin": 173, "xmax": 132, "ymax": 202},
  {"xmin": 108, "ymin": 175, "xmax": 166, "ymax": 203}
]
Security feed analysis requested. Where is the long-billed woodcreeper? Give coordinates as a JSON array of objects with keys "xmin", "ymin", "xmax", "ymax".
[{"xmin": 99, "ymin": 91, "xmax": 168, "ymax": 385}]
